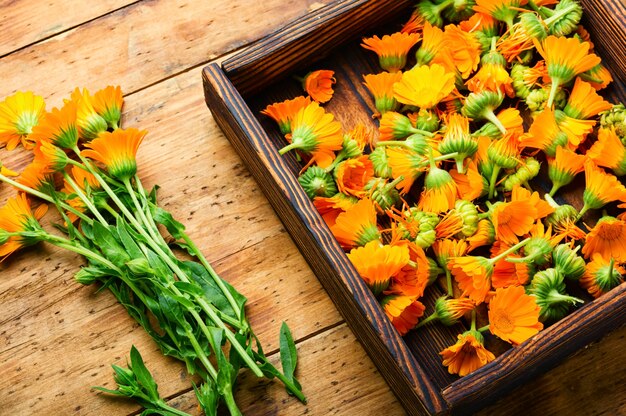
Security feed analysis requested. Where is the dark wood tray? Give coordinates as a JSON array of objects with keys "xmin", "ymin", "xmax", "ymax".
[{"xmin": 202, "ymin": 1, "xmax": 626, "ymax": 414}]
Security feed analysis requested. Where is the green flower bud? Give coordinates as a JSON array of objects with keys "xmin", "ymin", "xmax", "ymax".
[
  {"xmin": 341, "ymin": 134, "xmax": 363, "ymax": 159},
  {"xmin": 369, "ymin": 147, "xmax": 393, "ymax": 178},
  {"xmin": 592, "ymin": 258, "xmax": 624, "ymax": 293},
  {"xmin": 600, "ymin": 104, "xmax": 626, "ymax": 141},
  {"xmin": 462, "ymin": 91, "xmax": 505, "ymax": 134},
  {"xmin": 418, "ymin": 0, "xmax": 450, "ymax": 27},
  {"xmin": 520, "ymin": 237, "xmax": 554, "ymax": 266},
  {"xmin": 126, "ymin": 258, "xmax": 153, "ymax": 276},
  {"xmin": 443, "ymin": 0, "xmax": 476, "ymax": 22},
  {"xmin": 455, "ymin": 199, "xmax": 479, "ymax": 237},
  {"xmin": 546, "ymin": 203, "xmax": 579, "ymax": 228},
  {"xmin": 548, "ymin": 0, "xmax": 583, "ymax": 37},
  {"xmin": 414, "ymin": 109, "xmax": 440, "ymax": 133},
  {"xmin": 527, "ymin": 88, "xmax": 567, "ymax": 114},
  {"xmin": 553, "ymin": 244, "xmax": 586, "ymax": 281},
  {"xmin": 520, "ymin": 12, "xmax": 548, "ymax": 41},
  {"xmin": 528, "ymin": 268, "xmax": 584, "ymax": 321},
  {"xmin": 511, "ymin": 64, "xmax": 532, "ymax": 99},
  {"xmin": 365, "ymin": 177, "xmax": 401, "ymax": 212},
  {"xmin": 74, "ymin": 268, "xmax": 99, "ymax": 285},
  {"xmin": 298, "ymin": 166, "xmax": 338, "ymax": 199},
  {"xmin": 503, "ymin": 157, "xmax": 541, "ymax": 191},
  {"xmin": 434, "ymin": 296, "xmax": 475, "ymax": 326}
]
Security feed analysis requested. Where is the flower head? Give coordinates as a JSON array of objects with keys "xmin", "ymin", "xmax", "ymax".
[
  {"xmin": 434, "ymin": 297, "xmax": 476, "ymax": 326},
  {"xmin": 68, "ymin": 88, "xmax": 108, "ymax": 140},
  {"xmin": 362, "ymin": 32, "xmax": 421, "ymax": 72},
  {"xmin": 439, "ymin": 114, "xmax": 478, "ymax": 173},
  {"xmin": 387, "ymin": 241, "xmax": 432, "ymax": 297},
  {"xmin": 547, "ymin": 146, "xmax": 587, "ymax": 196},
  {"xmin": 415, "ymin": 22, "xmax": 445, "ymax": 66},
  {"xmin": 440, "ymin": 330, "xmax": 495, "ymax": 377},
  {"xmin": 363, "ymin": 72, "xmax": 403, "ymax": 116},
  {"xmin": 0, "ymin": 91, "xmax": 46, "ymax": 150},
  {"xmin": 450, "ymin": 160, "xmax": 487, "ymax": 201},
  {"xmin": 92, "ymin": 85, "xmax": 124, "ymax": 129},
  {"xmin": 418, "ymin": 163, "xmax": 458, "ymax": 213},
  {"xmin": 467, "ymin": 219, "xmax": 496, "ymax": 252},
  {"xmin": 488, "ymin": 285, "xmax": 543, "ymax": 345},
  {"xmin": 581, "ymin": 254, "xmax": 625, "ymax": 298},
  {"xmin": 393, "ymin": 64, "xmax": 456, "ymax": 109},
  {"xmin": 330, "ymin": 198, "xmax": 380, "ymax": 250},
  {"xmin": 347, "ymin": 240, "xmax": 410, "ymax": 295},
  {"xmin": 303, "ymin": 70, "xmax": 336, "ymax": 103},
  {"xmin": 381, "ymin": 295, "xmax": 425, "ymax": 335},
  {"xmin": 587, "ymin": 128, "xmax": 626, "ymax": 176},
  {"xmin": 466, "ymin": 53, "xmax": 515, "ymax": 97},
  {"xmin": 335, "ymin": 155, "xmax": 374, "ymax": 198},
  {"xmin": 492, "ymin": 200, "xmax": 537, "ymax": 244},
  {"xmin": 29, "ymin": 101, "xmax": 79, "ymax": 150},
  {"xmin": 528, "ymin": 268, "xmax": 583, "ymax": 321},
  {"xmin": 298, "ymin": 166, "xmax": 337, "ymax": 199},
  {"xmin": 563, "ymin": 78, "xmax": 612, "ymax": 120},
  {"xmin": 313, "ymin": 193, "xmax": 357, "ymax": 228},
  {"xmin": 261, "ymin": 96, "xmax": 312, "ymax": 135},
  {"xmin": 0, "ymin": 194, "xmax": 48, "ymax": 261},
  {"xmin": 520, "ymin": 106, "xmax": 568, "ymax": 157},
  {"xmin": 581, "ymin": 160, "xmax": 626, "ymax": 216},
  {"xmin": 582, "ymin": 216, "xmax": 626, "ymax": 262},
  {"xmin": 385, "ymin": 147, "xmax": 427, "ymax": 194},
  {"xmin": 474, "ymin": 0, "xmax": 526, "ymax": 26},
  {"xmin": 17, "ymin": 161, "xmax": 54, "ymax": 192},
  {"xmin": 82, "ymin": 128, "xmax": 146, "ymax": 180},
  {"xmin": 448, "ymin": 255, "xmax": 494, "ymax": 303}
]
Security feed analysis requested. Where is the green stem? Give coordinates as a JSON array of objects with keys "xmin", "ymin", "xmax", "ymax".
[
  {"xmin": 455, "ymin": 156, "xmax": 466, "ymax": 174},
  {"xmin": 547, "ymin": 79, "xmax": 561, "ymax": 109},
  {"xmin": 544, "ymin": 3, "xmax": 578, "ymax": 26},
  {"xmin": 124, "ymin": 178, "xmax": 163, "ymax": 246},
  {"xmin": 157, "ymin": 401, "xmax": 194, "ymax": 416},
  {"xmin": 549, "ymin": 181, "xmax": 562, "ymax": 197},
  {"xmin": 101, "ymin": 202, "xmax": 120, "ymax": 218},
  {"xmin": 278, "ymin": 142, "xmax": 300, "ymax": 155},
  {"xmin": 477, "ymin": 324, "xmax": 490, "ymax": 333},
  {"xmin": 221, "ymin": 387, "xmax": 243, "ymax": 416},
  {"xmin": 489, "ymin": 238, "xmax": 531, "ymax": 265},
  {"xmin": 545, "ymin": 289, "xmax": 584, "ymax": 305},
  {"xmin": 576, "ymin": 203, "xmax": 590, "ymax": 222},
  {"xmin": 484, "ymin": 109, "xmax": 506, "ymax": 135},
  {"xmin": 470, "ymin": 309, "xmax": 477, "ymax": 331},
  {"xmin": 445, "ymin": 269, "xmax": 453, "ymax": 297},
  {"xmin": 269, "ymin": 363, "xmax": 307, "ymax": 403},
  {"xmin": 488, "ymin": 165, "xmax": 501, "ymax": 200},
  {"xmin": 416, "ymin": 312, "xmax": 439, "ymax": 329},
  {"xmin": 408, "ymin": 127, "xmax": 435, "ymax": 137},
  {"xmin": 185, "ymin": 326, "xmax": 219, "ymax": 381},
  {"xmin": 64, "ymin": 173, "xmax": 109, "ymax": 225}
]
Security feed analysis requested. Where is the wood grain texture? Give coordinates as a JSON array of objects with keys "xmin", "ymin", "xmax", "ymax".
[
  {"xmin": 0, "ymin": 0, "xmax": 135, "ymax": 57},
  {"xmin": 0, "ymin": 0, "xmax": 332, "ymax": 104}
]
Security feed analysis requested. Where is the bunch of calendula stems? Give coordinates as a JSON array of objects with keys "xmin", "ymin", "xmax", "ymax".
[{"xmin": 0, "ymin": 87, "xmax": 304, "ymax": 415}]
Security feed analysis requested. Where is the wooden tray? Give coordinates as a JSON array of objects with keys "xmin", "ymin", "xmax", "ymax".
[{"xmin": 202, "ymin": 1, "xmax": 626, "ymax": 414}]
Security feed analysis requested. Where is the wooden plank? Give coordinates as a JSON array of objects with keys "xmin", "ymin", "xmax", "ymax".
[
  {"xmin": 160, "ymin": 324, "xmax": 405, "ymax": 416},
  {"xmin": 0, "ymin": 0, "xmax": 332, "ymax": 104}
]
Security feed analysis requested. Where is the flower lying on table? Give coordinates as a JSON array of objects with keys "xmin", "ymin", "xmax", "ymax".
[
  {"xmin": 0, "ymin": 86, "xmax": 305, "ymax": 415},
  {"xmin": 263, "ymin": 0, "xmax": 626, "ymax": 377}
]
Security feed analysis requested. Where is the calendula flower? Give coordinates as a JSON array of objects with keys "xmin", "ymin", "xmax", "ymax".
[
  {"xmin": 435, "ymin": 210, "xmax": 465, "ymax": 239},
  {"xmin": 363, "ymin": 72, "xmax": 403, "ymax": 116},
  {"xmin": 582, "ymin": 216, "xmax": 626, "ymax": 262},
  {"xmin": 563, "ymin": 78, "xmax": 612, "ymax": 120},
  {"xmin": 433, "ymin": 238, "xmax": 469, "ymax": 274},
  {"xmin": 298, "ymin": 166, "xmax": 337, "ymax": 199},
  {"xmin": 366, "ymin": 177, "xmax": 404, "ymax": 213},
  {"xmin": 82, "ymin": 128, "xmax": 146, "ymax": 180},
  {"xmin": 409, "ymin": 108, "xmax": 441, "ymax": 133},
  {"xmin": 497, "ymin": 14, "xmax": 546, "ymax": 63},
  {"xmin": 378, "ymin": 111, "xmax": 428, "ymax": 142},
  {"xmin": 512, "ymin": 221, "xmax": 562, "ymax": 266},
  {"xmin": 278, "ymin": 102, "xmax": 343, "ymax": 168},
  {"xmin": 415, "ymin": 22, "xmax": 446, "ymax": 65},
  {"xmin": 579, "ymin": 160, "xmax": 626, "ymax": 219},
  {"xmin": 335, "ymin": 155, "xmax": 375, "ymax": 198},
  {"xmin": 385, "ymin": 147, "xmax": 427, "ymax": 194},
  {"xmin": 450, "ymin": 160, "xmax": 487, "ymax": 201},
  {"xmin": 581, "ymin": 63, "xmax": 613, "ymax": 90},
  {"xmin": 393, "ymin": 64, "xmax": 456, "ymax": 110},
  {"xmin": 433, "ymin": 24, "xmax": 481, "ymax": 79},
  {"xmin": 547, "ymin": 146, "xmax": 587, "ymax": 196},
  {"xmin": 368, "ymin": 146, "xmax": 392, "ymax": 178},
  {"xmin": 29, "ymin": 101, "xmax": 79, "ymax": 150},
  {"xmin": 331, "ymin": 198, "xmax": 380, "ymax": 250},
  {"xmin": 486, "ymin": 132, "xmax": 522, "ymax": 198},
  {"xmin": 418, "ymin": 160, "xmax": 458, "ymax": 214},
  {"xmin": 36, "ymin": 140, "xmax": 69, "ymax": 172},
  {"xmin": 462, "ymin": 90, "xmax": 506, "ymax": 134},
  {"xmin": 313, "ymin": 193, "xmax": 357, "ymax": 228},
  {"xmin": 511, "ymin": 186, "xmax": 554, "ymax": 220},
  {"xmin": 601, "ymin": 104, "xmax": 626, "ymax": 141},
  {"xmin": 520, "ymin": 106, "xmax": 568, "ymax": 157},
  {"xmin": 440, "ymin": 330, "xmax": 495, "ymax": 377},
  {"xmin": 488, "ymin": 285, "xmax": 543, "ymax": 345},
  {"xmin": 467, "ymin": 49, "xmax": 515, "ymax": 97},
  {"xmin": 389, "ymin": 207, "xmax": 440, "ymax": 249},
  {"xmin": 474, "ymin": 0, "xmax": 525, "ymax": 27},
  {"xmin": 555, "ymin": 110, "xmax": 595, "ymax": 149},
  {"xmin": 492, "ymin": 243, "xmax": 533, "ymax": 288},
  {"xmin": 17, "ymin": 161, "xmax": 54, "ymax": 192},
  {"xmin": 92, "ymin": 85, "xmax": 124, "ymax": 129},
  {"xmin": 68, "ymin": 88, "xmax": 108, "ymax": 140},
  {"xmin": 0, "ymin": 91, "xmax": 46, "ymax": 150},
  {"xmin": 438, "ymin": 114, "xmax": 477, "ymax": 173},
  {"xmin": 533, "ymin": 36, "xmax": 601, "ymax": 108},
  {"xmin": 491, "ymin": 200, "xmax": 537, "ymax": 244},
  {"xmin": 361, "ymin": 32, "xmax": 421, "ymax": 72},
  {"xmin": 261, "ymin": 96, "xmax": 312, "ymax": 135},
  {"xmin": 419, "ymin": 295, "xmax": 475, "ymax": 327},
  {"xmin": 511, "ymin": 62, "xmax": 547, "ymax": 99},
  {"xmin": 459, "ymin": 12, "xmax": 498, "ymax": 35},
  {"xmin": 466, "ymin": 222, "xmax": 494, "ymax": 256},
  {"xmin": 417, "ymin": 0, "xmax": 454, "ymax": 27},
  {"xmin": 587, "ymin": 128, "xmax": 626, "ymax": 176},
  {"xmin": 474, "ymin": 107, "xmax": 524, "ymax": 139},
  {"xmin": 553, "ymin": 244, "xmax": 586, "ymax": 281},
  {"xmin": 544, "ymin": 197, "xmax": 587, "ymax": 242},
  {"xmin": 528, "ymin": 268, "xmax": 583, "ymax": 321},
  {"xmin": 347, "ymin": 240, "xmax": 410, "ymax": 294},
  {"xmin": 387, "ymin": 239, "xmax": 432, "ymax": 297},
  {"xmin": 401, "ymin": 10, "xmax": 426, "ymax": 34},
  {"xmin": 581, "ymin": 254, "xmax": 625, "ymax": 298},
  {"xmin": 0, "ymin": 194, "xmax": 48, "ymax": 261},
  {"xmin": 381, "ymin": 295, "xmax": 425, "ymax": 335},
  {"xmin": 502, "ymin": 157, "xmax": 540, "ymax": 192},
  {"xmin": 302, "ymin": 70, "xmax": 336, "ymax": 103}
]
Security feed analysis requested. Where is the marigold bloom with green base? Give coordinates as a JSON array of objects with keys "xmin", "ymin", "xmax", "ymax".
[
  {"xmin": 347, "ymin": 240, "xmax": 410, "ymax": 295},
  {"xmin": 278, "ymin": 102, "xmax": 343, "ymax": 168},
  {"xmin": 440, "ymin": 330, "xmax": 495, "ymax": 377},
  {"xmin": 303, "ymin": 70, "xmax": 336, "ymax": 103},
  {"xmin": 17, "ymin": 161, "xmax": 54, "ymax": 192},
  {"xmin": 582, "ymin": 216, "xmax": 626, "ymax": 262},
  {"xmin": 579, "ymin": 160, "xmax": 626, "ymax": 219},
  {"xmin": 0, "ymin": 194, "xmax": 48, "ymax": 261},
  {"xmin": 492, "ymin": 200, "xmax": 537, "ymax": 245},
  {"xmin": 385, "ymin": 147, "xmax": 427, "ymax": 194},
  {"xmin": 488, "ymin": 285, "xmax": 543, "ymax": 345},
  {"xmin": 587, "ymin": 128, "xmax": 626, "ymax": 176},
  {"xmin": 438, "ymin": 114, "xmax": 477, "ymax": 174},
  {"xmin": 417, "ymin": 163, "xmax": 458, "ymax": 214},
  {"xmin": 69, "ymin": 88, "xmax": 109, "ymax": 140},
  {"xmin": 313, "ymin": 193, "xmax": 357, "ymax": 228},
  {"xmin": 553, "ymin": 244, "xmax": 586, "ymax": 281},
  {"xmin": 433, "ymin": 24, "xmax": 481, "ymax": 79},
  {"xmin": 474, "ymin": 0, "xmax": 526, "ymax": 27},
  {"xmin": 335, "ymin": 155, "xmax": 374, "ymax": 198},
  {"xmin": 387, "ymin": 240, "xmax": 432, "ymax": 297},
  {"xmin": 520, "ymin": 106, "xmax": 568, "ymax": 157},
  {"xmin": 298, "ymin": 166, "xmax": 337, "ymax": 199},
  {"xmin": 361, "ymin": 32, "xmax": 421, "ymax": 72},
  {"xmin": 93, "ymin": 85, "xmax": 124, "ymax": 129},
  {"xmin": 330, "ymin": 198, "xmax": 380, "ymax": 250},
  {"xmin": 528, "ymin": 268, "xmax": 583, "ymax": 321},
  {"xmin": 466, "ymin": 219, "xmax": 495, "ymax": 252},
  {"xmin": 581, "ymin": 254, "xmax": 625, "ymax": 298},
  {"xmin": 0, "ymin": 91, "xmax": 46, "ymax": 150},
  {"xmin": 450, "ymin": 160, "xmax": 487, "ymax": 201},
  {"xmin": 261, "ymin": 96, "xmax": 312, "ymax": 135},
  {"xmin": 363, "ymin": 72, "xmax": 403, "ymax": 116},
  {"xmin": 393, "ymin": 64, "xmax": 456, "ymax": 110},
  {"xmin": 29, "ymin": 101, "xmax": 79, "ymax": 150},
  {"xmin": 547, "ymin": 146, "xmax": 587, "ymax": 196},
  {"xmin": 381, "ymin": 295, "xmax": 425, "ymax": 335},
  {"xmin": 563, "ymin": 78, "xmax": 612, "ymax": 120},
  {"xmin": 415, "ymin": 22, "xmax": 445, "ymax": 66},
  {"xmin": 82, "ymin": 128, "xmax": 146, "ymax": 180}
]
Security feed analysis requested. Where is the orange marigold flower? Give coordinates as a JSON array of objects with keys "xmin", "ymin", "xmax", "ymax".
[
  {"xmin": 581, "ymin": 63, "xmax": 613, "ymax": 90},
  {"xmin": 313, "ymin": 193, "xmax": 357, "ymax": 228},
  {"xmin": 466, "ymin": 219, "xmax": 495, "ymax": 252},
  {"xmin": 582, "ymin": 216, "xmax": 626, "ymax": 262},
  {"xmin": 556, "ymin": 111, "xmax": 595, "ymax": 149},
  {"xmin": 547, "ymin": 146, "xmax": 587, "ymax": 196},
  {"xmin": 92, "ymin": 85, "xmax": 124, "ymax": 129},
  {"xmin": 17, "ymin": 161, "xmax": 54, "ymax": 192},
  {"xmin": 492, "ymin": 249, "xmax": 532, "ymax": 288},
  {"xmin": 533, "ymin": 36, "xmax": 601, "ymax": 108},
  {"xmin": 587, "ymin": 128, "xmax": 626, "ymax": 176},
  {"xmin": 520, "ymin": 106, "xmax": 567, "ymax": 157},
  {"xmin": 450, "ymin": 160, "xmax": 486, "ymax": 201},
  {"xmin": 29, "ymin": 101, "xmax": 79, "ymax": 150},
  {"xmin": 363, "ymin": 72, "xmax": 403, "ymax": 116},
  {"xmin": 261, "ymin": 96, "xmax": 312, "ymax": 135},
  {"xmin": 466, "ymin": 60, "xmax": 515, "ymax": 97},
  {"xmin": 347, "ymin": 240, "xmax": 410, "ymax": 295},
  {"xmin": 474, "ymin": 0, "xmax": 527, "ymax": 27},
  {"xmin": 418, "ymin": 162, "xmax": 458, "ymax": 214},
  {"xmin": 387, "ymin": 241, "xmax": 432, "ymax": 298},
  {"xmin": 415, "ymin": 22, "xmax": 445, "ymax": 66},
  {"xmin": 278, "ymin": 102, "xmax": 343, "ymax": 168},
  {"xmin": 36, "ymin": 140, "xmax": 68, "ymax": 171},
  {"xmin": 492, "ymin": 200, "xmax": 537, "ymax": 244},
  {"xmin": 331, "ymin": 198, "xmax": 380, "ymax": 250},
  {"xmin": 381, "ymin": 295, "xmax": 425, "ymax": 335},
  {"xmin": 563, "ymin": 78, "xmax": 612, "ymax": 120},
  {"xmin": 82, "ymin": 128, "xmax": 146, "ymax": 180},
  {"xmin": 393, "ymin": 64, "xmax": 456, "ymax": 110},
  {"xmin": 0, "ymin": 194, "xmax": 48, "ymax": 261},
  {"xmin": 459, "ymin": 12, "xmax": 498, "ymax": 34},
  {"xmin": 385, "ymin": 147, "xmax": 427, "ymax": 194},
  {"xmin": 511, "ymin": 184, "xmax": 555, "ymax": 220},
  {"xmin": 580, "ymin": 160, "xmax": 626, "ymax": 218},
  {"xmin": 488, "ymin": 285, "xmax": 543, "ymax": 345},
  {"xmin": 361, "ymin": 32, "xmax": 421, "ymax": 72},
  {"xmin": 580, "ymin": 254, "xmax": 625, "ymax": 298},
  {"xmin": 0, "ymin": 91, "xmax": 46, "ymax": 151},
  {"xmin": 303, "ymin": 70, "xmax": 336, "ymax": 103},
  {"xmin": 68, "ymin": 88, "xmax": 108, "ymax": 140},
  {"xmin": 401, "ymin": 10, "xmax": 426, "ymax": 34},
  {"xmin": 433, "ymin": 24, "xmax": 481, "ymax": 79},
  {"xmin": 440, "ymin": 330, "xmax": 495, "ymax": 377},
  {"xmin": 448, "ymin": 255, "xmax": 495, "ymax": 303},
  {"xmin": 335, "ymin": 155, "xmax": 375, "ymax": 198},
  {"xmin": 432, "ymin": 238, "xmax": 468, "ymax": 277}
]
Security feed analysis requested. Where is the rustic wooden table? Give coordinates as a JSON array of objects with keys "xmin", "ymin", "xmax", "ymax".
[{"xmin": 0, "ymin": 1, "xmax": 624, "ymax": 415}]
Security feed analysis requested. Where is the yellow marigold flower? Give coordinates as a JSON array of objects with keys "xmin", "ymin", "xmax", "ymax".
[
  {"xmin": 313, "ymin": 193, "xmax": 357, "ymax": 228},
  {"xmin": 492, "ymin": 200, "xmax": 537, "ymax": 245},
  {"xmin": 582, "ymin": 216, "xmax": 626, "ymax": 262},
  {"xmin": 303, "ymin": 70, "xmax": 336, "ymax": 103},
  {"xmin": 363, "ymin": 72, "xmax": 403, "ymax": 116},
  {"xmin": 0, "ymin": 91, "xmax": 46, "ymax": 150},
  {"xmin": 533, "ymin": 36, "xmax": 601, "ymax": 108},
  {"xmin": 417, "ymin": 162, "xmax": 458, "ymax": 214},
  {"xmin": 82, "ymin": 128, "xmax": 146, "ymax": 180},
  {"xmin": 17, "ymin": 161, "xmax": 54, "ymax": 192},
  {"xmin": 433, "ymin": 238, "xmax": 468, "ymax": 277},
  {"xmin": 385, "ymin": 147, "xmax": 427, "ymax": 194},
  {"xmin": 474, "ymin": 0, "xmax": 526, "ymax": 27},
  {"xmin": 361, "ymin": 32, "xmax": 421, "ymax": 72},
  {"xmin": 581, "ymin": 63, "xmax": 613, "ymax": 90},
  {"xmin": 68, "ymin": 88, "xmax": 108, "ymax": 140},
  {"xmin": 381, "ymin": 295, "xmax": 425, "ymax": 335},
  {"xmin": 587, "ymin": 128, "xmax": 626, "ymax": 176},
  {"xmin": 347, "ymin": 240, "xmax": 410, "ymax": 295},
  {"xmin": 393, "ymin": 64, "xmax": 456, "ymax": 110},
  {"xmin": 387, "ymin": 240, "xmax": 432, "ymax": 298},
  {"xmin": 563, "ymin": 78, "xmax": 612, "ymax": 120},
  {"xmin": 580, "ymin": 254, "xmax": 625, "ymax": 298},
  {"xmin": 335, "ymin": 155, "xmax": 374, "ymax": 198},
  {"xmin": 467, "ymin": 219, "xmax": 496, "ymax": 252},
  {"xmin": 450, "ymin": 160, "xmax": 487, "ymax": 201},
  {"xmin": 580, "ymin": 160, "xmax": 626, "ymax": 219},
  {"xmin": 433, "ymin": 297, "xmax": 475, "ymax": 326},
  {"xmin": 488, "ymin": 285, "xmax": 543, "ymax": 345},
  {"xmin": 29, "ymin": 101, "xmax": 79, "ymax": 150},
  {"xmin": 36, "ymin": 140, "xmax": 68, "ymax": 171},
  {"xmin": 547, "ymin": 145, "xmax": 587, "ymax": 196},
  {"xmin": 415, "ymin": 22, "xmax": 445, "ymax": 66},
  {"xmin": 520, "ymin": 106, "xmax": 568, "ymax": 157},
  {"xmin": 331, "ymin": 198, "xmax": 380, "ymax": 250},
  {"xmin": 440, "ymin": 330, "xmax": 495, "ymax": 377},
  {"xmin": 261, "ymin": 96, "xmax": 312, "ymax": 135},
  {"xmin": 93, "ymin": 85, "xmax": 124, "ymax": 129},
  {"xmin": 556, "ymin": 111, "xmax": 595, "ymax": 149},
  {"xmin": 0, "ymin": 194, "xmax": 48, "ymax": 261},
  {"xmin": 278, "ymin": 102, "xmax": 343, "ymax": 168},
  {"xmin": 433, "ymin": 24, "xmax": 481, "ymax": 79}
]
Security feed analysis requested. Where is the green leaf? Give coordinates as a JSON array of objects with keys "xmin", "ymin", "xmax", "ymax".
[
  {"xmin": 157, "ymin": 292, "xmax": 187, "ymax": 326},
  {"xmin": 279, "ymin": 322, "xmax": 299, "ymax": 388},
  {"xmin": 151, "ymin": 205, "xmax": 186, "ymax": 240},
  {"xmin": 145, "ymin": 249, "xmax": 173, "ymax": 282},
  {"xmin": 129, "ymin": 346, "xmax": 160, "ymax": 402},
  {"xmin": 92, "ymin": 222, "xmax": 130, "ymax": 267},
  {"xmin": 173, "ymin": 281, "xmax": 205, "ymax": 298},
  {"xmin": 116, "ymin": 217, "xmax": 144, "ymax": 259},
  {"xmin": 82, "ymin": 221, "xmax": 94, "ymax": 240},
  {"xmin": 193, "ymin": 381, "xmax": 218, "ymax": 416}
]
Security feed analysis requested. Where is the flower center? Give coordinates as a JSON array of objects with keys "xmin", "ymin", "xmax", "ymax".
[{"xmin": 491, "ymin": 309, "xmax": 515, "ymax": 334}]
